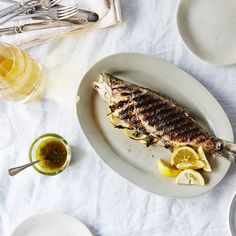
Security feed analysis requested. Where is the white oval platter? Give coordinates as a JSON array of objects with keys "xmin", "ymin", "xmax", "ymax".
[{"xmin": 76, "ymin": 53, "xmax": 233, "ymax": 198}]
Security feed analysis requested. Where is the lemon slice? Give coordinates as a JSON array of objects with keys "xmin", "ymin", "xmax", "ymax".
[
  {"xmin": 176, "ymin": 160, "xmax": 205, "ymax": 169},
  {"xmin": 175, "ymin": 169, "xmax": 205, "ymax": 186},
  {"xmin": 171, "ymin": 147, "xmax": 199, "ymax": 166},
  {"xmin": 108, "ymin": 113, "xmax": 129, "ymax": 128},
  {"xmin": 123, "ymin": 129, "xmax": 146, "ymax": 140},
  {"xmin": 198, "ymin": 146, "xmax": 212, "ymax": 172},
  {"xmin": 157, "ymin": 159, "xmax": 182, "ymax": 177}
]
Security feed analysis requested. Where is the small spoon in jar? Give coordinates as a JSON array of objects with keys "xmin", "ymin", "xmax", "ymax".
[{"xmin": 8, "ymin": 159, "xmax": 44, "ymax": 176}]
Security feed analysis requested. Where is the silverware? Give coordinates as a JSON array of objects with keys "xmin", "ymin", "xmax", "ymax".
[
  {"xmin": 73, "ymin": 9, "xmax": 99, "ymax": 22},
  {"xmin": 0, "ymin": 0, "xmax": 41, "ymax": 18},
  {"xmin": 0, "ymin": 18, "xmax": 86, "ymax": 35},
  {"xmin": 16, "ymin": 8, "xmax": 99, "ymax": 22},
  {"xmin": 2, "ymin": 3, "xmax": 79, "ymax": 24},
  {"xmin": 0, "ymin": 0, "xmax": 61, "ymax": 24},
  {"xmin": 0, "ymin": 0, "xmax": 59, "ymax": 17},
  {"xmin": 8, "ymin": 159, "xmax": 42, "ymax": 176}
]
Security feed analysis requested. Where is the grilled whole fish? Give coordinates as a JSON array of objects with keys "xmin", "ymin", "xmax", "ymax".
[{"xmin": 93, "ymin": 73, "xmax": 236, "ymax": 163}]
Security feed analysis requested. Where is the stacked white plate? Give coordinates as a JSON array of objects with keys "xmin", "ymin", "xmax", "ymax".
[
  {"xmin": 229, "ymin": 195, "xmax": 236, "ymax": 235},
  {"xmin": 11, "ymin": 213, "xmax": 93, "ymax": 236},
  {"xmin": 177, "ymin": 0, "xmax": 236, "ymax": 65}
]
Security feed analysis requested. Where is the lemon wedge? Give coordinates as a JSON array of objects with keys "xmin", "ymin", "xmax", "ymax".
[
  {"xmin": 175, "ymin": 169, "xmax": 205, "ymax": 186},
  {"xmin": 171, "ymin": 147, "xmax": 199, "ymax": 166},
  {"xmin": 198, "ymin": 146, "xmax": 212, "ymax": 172},
  {"xmin": 123, "ymin": 129, "xmax": 146, "ymax": 140},
  {"xmin": 176, "ymin": 160, "xmax": 205, "ymax": 169},
  {"xmin": 108, "ymin": 113, "xmax": 128, "ymax": 128},
  {"xmin": 157, "ymin": 159, "xmax": 182, "ymax": 177}
]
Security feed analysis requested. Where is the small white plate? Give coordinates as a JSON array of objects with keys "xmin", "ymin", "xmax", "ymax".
[
  {"xmin": 229, "ymin": 194, "xmax": 236, "ymax": 235},
  {"xmin": 177, "ymin": 0, "xmax": 236, "ymax": 66},
  {"xmin": 10, "ymin": 213, "xmax": 93, "ymax": 236},
  {"xmin": 76, "ymin": 53, "xmax": 233, "ymax": 198}
]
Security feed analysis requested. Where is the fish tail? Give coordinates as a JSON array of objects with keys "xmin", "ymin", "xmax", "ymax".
[{"xmin": 213, "ymin": 140, "xmax": 236, "ymax": 163}]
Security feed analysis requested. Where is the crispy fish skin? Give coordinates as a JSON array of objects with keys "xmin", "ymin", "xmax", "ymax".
[{"xmin": 93, "ymin": 73, "xmax": 236, "ymax": 162}]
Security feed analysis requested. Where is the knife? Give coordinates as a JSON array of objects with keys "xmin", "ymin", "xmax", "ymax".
[{"xmin": 0, "ymin": 19, "xmax": 86, "ymax": 35}]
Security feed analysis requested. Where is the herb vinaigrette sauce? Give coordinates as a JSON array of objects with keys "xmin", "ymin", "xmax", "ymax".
[{"xmin": 36, "ymin": 138, "xmax": 67, "ymax": 171}]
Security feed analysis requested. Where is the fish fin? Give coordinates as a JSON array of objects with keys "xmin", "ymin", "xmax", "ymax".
[{"xmin": 214, "ymin": 140, "xmax": 236, "ymax": 163}]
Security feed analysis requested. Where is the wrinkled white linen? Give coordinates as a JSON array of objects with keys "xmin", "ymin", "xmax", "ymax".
[{"xmin": 1, "ymin": 1, "xmax": 236, "ymax": 236}]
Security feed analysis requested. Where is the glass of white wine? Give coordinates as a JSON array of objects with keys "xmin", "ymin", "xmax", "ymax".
[
  {"xmin": 0, "ymin": 43, "xmax": 45, "ymax": 102},
  {"xmin": 0, "ymin": 43, "xmax": 46, "ymax": 149}
]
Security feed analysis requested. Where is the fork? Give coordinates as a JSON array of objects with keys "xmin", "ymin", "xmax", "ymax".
[
  {"xmin": 0, "ymin": 0, "xmax": 61, "ymax": 24},
  {"xmin": 15, "ymin": 4, "xmax": 79, "ymax": 21}
]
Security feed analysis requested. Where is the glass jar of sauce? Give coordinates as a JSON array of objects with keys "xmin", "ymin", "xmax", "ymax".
[{"xmin": 29, "ymin": 133, "xmax": 71, "ymax": 176}]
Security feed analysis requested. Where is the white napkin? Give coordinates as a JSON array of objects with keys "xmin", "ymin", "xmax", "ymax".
[{"xmin": 0, "ymin": 0, "xmax": 122, "ymax": 48}]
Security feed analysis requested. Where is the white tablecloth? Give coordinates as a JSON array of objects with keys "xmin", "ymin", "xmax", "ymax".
[{"xmin": 1, "ymin": 1, "xmax": 236, "ymax": 235}]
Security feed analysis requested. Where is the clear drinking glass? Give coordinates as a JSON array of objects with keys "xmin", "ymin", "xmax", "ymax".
[
  {"xmin": 0, "ymin": 43, "xmax": 46, "ymax": 149},
  {"xmin": 0, "ymin": 43, "xmax": 45, "ymax": 103}
]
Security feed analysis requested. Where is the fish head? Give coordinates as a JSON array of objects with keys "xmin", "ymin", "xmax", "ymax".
[
  {"xmin": 93, "ymin": 73, "xmax": 113, "ymax": 103},
  {"xmin": 93, "ymin": 73, "xmax": 129, "ymax": 104}
]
